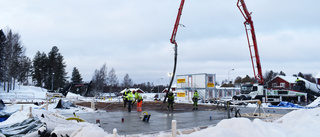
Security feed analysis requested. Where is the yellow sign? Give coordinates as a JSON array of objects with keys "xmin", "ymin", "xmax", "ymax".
[
  {"xmin": 177, "ymin": 92, "xmax": 186, "ymax": 97},
  {"xmin": 207, "ymin": 83, "xmax": 215, "ymax": 87},
  {"xmin": 177, "ymin": 79, "xmax": 186, "ymax": 83}
]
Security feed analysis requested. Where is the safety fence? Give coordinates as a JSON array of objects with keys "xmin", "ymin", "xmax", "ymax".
[{"xmin": 0, "ymin": 92, "xmax": 35, "ymax": 99}]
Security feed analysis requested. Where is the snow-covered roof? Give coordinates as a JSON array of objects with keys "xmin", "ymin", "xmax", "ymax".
[
  {"xmin": 275, "ymin": 75, "xmax": 308, "ymax": 83},
  {"xmin": 119, "ymin": 88, "xmax": 145, "ymax": 94},
  {"xmin": 316, "ymin": 71, "xmax": 320, "ymax": 78},
  {"xmin": 100, "ymin": 93, "xmax": 116, "ymax": 97}
]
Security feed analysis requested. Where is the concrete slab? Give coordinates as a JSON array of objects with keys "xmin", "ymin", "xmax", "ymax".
[
  {"xmin": 62, "ymin": 106, "xmax": 294, "ymax": 135},
  {"xmin": 63, "ymin": 110, "xmax": 226, "ymax": 135}
]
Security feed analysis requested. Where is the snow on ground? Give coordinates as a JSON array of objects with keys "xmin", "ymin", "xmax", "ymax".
[
  {"xmin": 1, "ymin": 85, "xmax": 320, "ymax": 137},
  {"xmin": 307, "ymin": 97, "xmax": 320, "ymax": 107},
  {"xmin": 184, "ymin": 107, "xmax": 320, "ymax": 137}
]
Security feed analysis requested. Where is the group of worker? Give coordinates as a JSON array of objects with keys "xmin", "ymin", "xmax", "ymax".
[
  {"xmin": 122, "ymin": 89, "xmax": 143, "ymax": 112},
  {"xmin": 122, "ymin": 89, "xmax": 200, "ymax": 112},
  {"xmin": 165, "ymin": 90, "xmax": 200, "ymax": 111}
]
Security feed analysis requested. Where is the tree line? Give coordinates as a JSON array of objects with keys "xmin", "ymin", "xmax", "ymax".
[
  {"xmin": 0, "ymin": 28, "xmax": 158, "ymax": 94},
  {"xmin": 221, "ymin": 70, "xmax": 317, "ymax": 87},
  {"xmin": 88, "ymin": 63, "xmax": 157, "ymax": 95},
  {"xmin": 0, "ymin": 29, "xmax": 32, "ymax": 92}
]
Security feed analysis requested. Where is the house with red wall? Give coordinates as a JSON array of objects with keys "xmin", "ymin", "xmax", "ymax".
[
  {"xmin": 267, "ymin": 75, "xmax": 301, "ymax": 89},
  {"xmin": 316, "ymin": 71, "xmax": 320, "ymax": 85}
]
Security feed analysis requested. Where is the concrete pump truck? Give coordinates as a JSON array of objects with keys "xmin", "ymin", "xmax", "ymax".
[{"xmin": 232, "ymin": 0, "xmax": 319, "ymax": 105}]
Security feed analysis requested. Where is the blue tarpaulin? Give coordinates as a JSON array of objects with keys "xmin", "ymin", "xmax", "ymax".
[{"xmin": 268, "ymin": 101, "xmax": 304, "ymax": 108}]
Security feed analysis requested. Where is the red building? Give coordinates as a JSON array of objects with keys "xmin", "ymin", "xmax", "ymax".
[
  {"xmin": 267, "ymin": 76, "xmax": 300, "ymax": 89},
  {"xmin": 162, "ymin": 87, "xmax": 176, "ymax": 93},
  {"xmin": 316, "ymin": 71, "xmax": 320, "ymax": 85}
]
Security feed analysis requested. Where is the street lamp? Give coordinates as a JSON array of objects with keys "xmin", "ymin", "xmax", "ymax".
[
  {"xmin": 228, "ymin": 69, "xmax": 234, "ymax": 85},
  {"xmin": 52, "ymin": 73, "xmax": 54, "ymax": 91},
  {"xmin": 167, "ymin": 73, "xmax": 173, "ymax": 84},
  {"xmin": 158, "ymin": 78, "xmax": 163, "ymax": 93}
]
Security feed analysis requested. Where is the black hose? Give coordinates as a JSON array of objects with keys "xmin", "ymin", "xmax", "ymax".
[{"xmin": 163, "ymin": 43, "xmax": 178, "ymax": 104}]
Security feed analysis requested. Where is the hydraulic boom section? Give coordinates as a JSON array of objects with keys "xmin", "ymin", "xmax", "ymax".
[
  {"xmin": 170, "ymin": 0, "xmax": 185, "ymax": 46},
  {"xmin": 164, "ymin": 0, "xmax": 185, "ymax": 104},
  {"xmin": 237, "ymin": 0, "xmax": 264, "ymax": 85}
]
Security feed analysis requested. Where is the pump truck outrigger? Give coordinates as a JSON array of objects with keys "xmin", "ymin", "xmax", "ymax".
[{"xmin": 232, "ymin": 0, "xmax": 311, "ymax": 105}]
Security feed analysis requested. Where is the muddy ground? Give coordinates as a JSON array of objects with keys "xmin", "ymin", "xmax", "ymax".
[{"xmin": 76, "ymin": 101, "xmax": 223, "ymax": 112}]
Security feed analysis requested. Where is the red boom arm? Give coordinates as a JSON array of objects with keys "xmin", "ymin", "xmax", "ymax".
[
  {"xmin": 170, "ymin": 0, "xmax": 185, "ymax": 45},
  {"xmin": 237, "ymin": 0, "xmax": 264, "ymax": 85}
]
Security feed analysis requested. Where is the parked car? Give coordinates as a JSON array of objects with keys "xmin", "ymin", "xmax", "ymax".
[{"xmin": 217, "ymin": 96, "xmax": 233, "ymax": 104}]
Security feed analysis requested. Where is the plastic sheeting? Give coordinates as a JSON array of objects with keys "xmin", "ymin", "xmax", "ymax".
[
  {"xmin": 0, "ymin": 110, "xmax": 18, "ymax": 123},
  {"xmin": 0, "ymin": 117, "xmax": 42, "ymax": 136},
  {"xmin": 55, "ymin": 99, "xmax": 76, "ymax": 109},
  {"xmin": 268, "ymin": 101, "xmax": 304, "ymax": 108},
  {"xmin": 0, "ymin": 100, "xmax": 5, "ymax": 110}
]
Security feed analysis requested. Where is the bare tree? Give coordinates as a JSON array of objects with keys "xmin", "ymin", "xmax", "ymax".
[
  {"xmin": 107, "ymin": 68, "xmax": 118, "ymax": 87},
  {"xmin": 2, "ymin": 29, "xmax": 25, "ymax": 92},
  {"xmin": 122, "ymin": 73, "xmax": 133, "ymax": 88},
  {"xmin": 92, "ymin": 63, "xmax": 108, "ymax": 92},
  {"xmin": 264, "ymin": 70, "xmax": 278, "ymax": 83}
]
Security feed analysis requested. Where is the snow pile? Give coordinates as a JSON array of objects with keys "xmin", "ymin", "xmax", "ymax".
[
  {"xmin": 307, "ymin": 97, "xmax": 320, "ymax": 107},
  {"xmin": 0, "ymin": 109, "xmax": 29, "ymax": 127},
  {"xmin": 0, "ymin": 105, "xmax": 112, "ymax": 137},
  {"xmin": 42, "ymin": 114, "xmax": 110, "ymax": 137},
  {"xmin": 182, "ymin": 118, "xmax": 285, "ymax": 137},
  {"xmin": 182, "ymin": 108, "xmax": 320, "ymax": 137}
]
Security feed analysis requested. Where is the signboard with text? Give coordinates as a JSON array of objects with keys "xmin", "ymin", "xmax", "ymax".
[
  {"xmin": 177, "ymin": 92, "xmax": 186, "ymax": 97},
  {"xmin": 207, "ymin": 83, "xmax": 215, "ymax": 87},
  {"xmin": 177, "ymin": 79, "xmax": 186, "ymax": 83}
]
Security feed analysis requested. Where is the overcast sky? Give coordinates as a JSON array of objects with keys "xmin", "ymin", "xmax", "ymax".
[{"xmin": 1, "ymin": 0, "xmax": 319, "ymax": 85}]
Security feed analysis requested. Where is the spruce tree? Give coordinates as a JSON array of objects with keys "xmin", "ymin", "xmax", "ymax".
[
  {"xmin": 17, "ymin": 56, "xmax": 32, "ymax": 85},
  {"xmin": 0, "ymin": 30, "xmax": 5, "ymax": 83},
  {"xmin": 32, "ymin": 51, "xmax": 48, "ymax": 87},
  {"xmin": 71, "ymin": 67, "xmax": 83, "ymax": 83},
  {"xmin": 46, "ymin": 46, "xmax": 67, "ymax": 90}
]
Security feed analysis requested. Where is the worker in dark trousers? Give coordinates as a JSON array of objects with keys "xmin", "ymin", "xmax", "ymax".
[
  {"xmin": 167, "ymin": 91, "xmax": 174, "ymax": 111},
  {"xmin": 131, "ymin": 91, "xmax": 138, "ymax": 108},
  {"xmin": 122, "ymin": 90, "xmax": 128, "ymax": 110},
  {"xmin": 192, "ymin": 90, "xmax": 199, "ymax": 110},
  {"xmin": 126, "ymin": 90, "xmax": 134, "ymax": 112}
]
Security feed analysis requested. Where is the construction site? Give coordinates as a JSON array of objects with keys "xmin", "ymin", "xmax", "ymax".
[{"xmin": 0, "ymin": 0, "xmax": 319, "ymax": 136}]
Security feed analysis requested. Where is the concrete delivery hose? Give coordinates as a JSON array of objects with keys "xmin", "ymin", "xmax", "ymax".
[{"xmin": 163, "ymin": 43, "xmax": 177, "ymax": 105}]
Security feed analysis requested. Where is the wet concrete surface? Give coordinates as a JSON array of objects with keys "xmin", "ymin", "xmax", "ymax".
[
  {"xmin": 62, "ymin": 106, "xmax": 295, "ymax": 135},
  {"xmin": 63, "ymin": 110, "xmax": 226, "ymax": 135},
  {"xmin": 236, "ymin": 106, "xmax": 295, "ymax": 115}
]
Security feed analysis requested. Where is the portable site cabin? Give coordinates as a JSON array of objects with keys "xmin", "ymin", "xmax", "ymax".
[
  {"xmin": 176, "ymin": 73, "xmax": 216, "ymax": 101},
  {"xmin": 176, "ymin": 73, "xmax": 241, "ymax": 101},
  {"xmin": 215, "ymin": 87, "xmax": 241, "ymax": 99}
]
